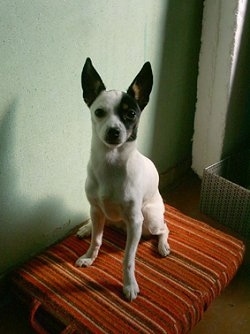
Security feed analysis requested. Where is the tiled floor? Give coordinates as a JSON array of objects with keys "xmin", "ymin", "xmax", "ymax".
[{"xmin": 0, "ymin": 172, "xmax": 249, "ymax": 333}]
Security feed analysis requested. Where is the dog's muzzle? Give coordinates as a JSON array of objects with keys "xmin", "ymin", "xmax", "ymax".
[{"xmin": 105, "ymin": 127, "xmax": 121, "ymax": 145}]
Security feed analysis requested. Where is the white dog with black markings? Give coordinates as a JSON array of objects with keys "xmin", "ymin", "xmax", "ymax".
[{"xmin": 76, "ymin": 58, "xmax": 170, "ymax": 301}]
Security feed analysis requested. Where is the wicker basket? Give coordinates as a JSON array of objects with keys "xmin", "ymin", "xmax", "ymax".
[{"xmin": 200, "ymin": 150, "xmax": 250, "ymax": 238}]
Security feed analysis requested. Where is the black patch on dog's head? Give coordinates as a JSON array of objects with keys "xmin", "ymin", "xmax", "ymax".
[{"xmin": 115, "ymin": 93, "xmax": 142, "ymax": 142}]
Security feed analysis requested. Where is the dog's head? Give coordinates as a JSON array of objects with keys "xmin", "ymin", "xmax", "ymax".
[{"xmin": 81, "ymin": 58, "xmax": 153, "ymax": 148}]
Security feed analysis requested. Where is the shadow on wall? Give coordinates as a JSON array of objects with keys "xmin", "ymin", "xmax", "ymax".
[
  {"xmin": 0, "ymin": 101, "xmax": 82, "ymax": 274},
  {"xmin": 223, "ymin": 0, "xmax": 250, "ymax": 156},
  {"xmin": 150, "ymin": 1, "xmax": 203, "ymax": 173}
]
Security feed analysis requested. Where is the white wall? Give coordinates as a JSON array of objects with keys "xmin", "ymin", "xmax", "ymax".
[
  {"xmin": 192, "ymin": 0, "xmax": 248, "ymax": 177},
  {"xmin": 0, "ymin": 0, "xmax": 168, "ymax": 274}
]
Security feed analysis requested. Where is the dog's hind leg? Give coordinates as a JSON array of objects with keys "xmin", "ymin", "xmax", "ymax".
[
  {"xmin": 75, "ymin": 207, "xmax": 105, "ymax": 267},
  {"xmin": 142, "ymin": 196, "xmax": 170, "ymax": 257},
  {"xmin": 76, "ymin": 218, "xmax": 92, "ymax": 238}
]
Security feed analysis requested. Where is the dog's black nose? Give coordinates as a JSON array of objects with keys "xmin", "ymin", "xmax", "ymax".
[
  {"xmin": 106, "ymin": 127, "xmax": 121, "ymax": 144},
  {"xmin": 108, "ymin": 127, "xmax": 120, "ymax": 138}
]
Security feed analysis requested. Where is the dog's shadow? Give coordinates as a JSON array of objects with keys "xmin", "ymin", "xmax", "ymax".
[{"xmin": 0, "ymin": 100, "xmax": 82, "ymax": 274}]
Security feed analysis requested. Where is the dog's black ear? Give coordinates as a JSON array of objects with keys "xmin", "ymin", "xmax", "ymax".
[
  {"xmin": 81, "ymin": 58, "xmax": 106, "ymax": 107},
  {"xmin": 127, "ymin": 62, "xmax": 153, "ymax": 111}
]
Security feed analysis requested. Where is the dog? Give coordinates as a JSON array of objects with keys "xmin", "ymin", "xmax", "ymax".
[{"xmin": 75, "ymin": 58, "xmax": 170, "ymax": 301}]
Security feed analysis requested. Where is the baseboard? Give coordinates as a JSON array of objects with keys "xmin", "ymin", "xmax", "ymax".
[{"xmin": 159, "ymin": 156, "xmax": 192, "ymax": 192}]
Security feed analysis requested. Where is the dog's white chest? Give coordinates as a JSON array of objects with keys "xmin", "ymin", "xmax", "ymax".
[{"xmin": 86, "ymin": 161, "xmax": 133, "ymax": 221}]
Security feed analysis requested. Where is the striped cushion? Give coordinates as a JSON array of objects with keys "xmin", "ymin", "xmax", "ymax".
[{"xmin": 12, "ymin": 205, "xmax": 245, "ymax": 334}]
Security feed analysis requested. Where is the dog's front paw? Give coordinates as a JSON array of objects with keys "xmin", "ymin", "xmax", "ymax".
[
  {"xmin": 76, "ymin": 219, "xmax": 92, "ymax": 239},
  {"xmin": 123, "ymin": 281, "xmax": 140, "ymax": 301},
  {"xmin": 75, "ymin": 255, "xmax": 94, "ymax": 267}
]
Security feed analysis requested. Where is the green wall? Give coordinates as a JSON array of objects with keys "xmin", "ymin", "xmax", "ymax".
[
  {"xmin": 151, "ymin": 1, "xmax": 203, "ymax": 172},
  {"xmin": 0, "ymin": 0, "xmax": 203, "ymax": 274}
]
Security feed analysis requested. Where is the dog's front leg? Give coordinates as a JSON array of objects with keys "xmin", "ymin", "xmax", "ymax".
[
  {"xmin": 75, "ymin": 206, "xmax": 105, "ymax": 267},
  {"xmin": 123, "ymin": 214, "xmax": 143, "ymax": 301}
]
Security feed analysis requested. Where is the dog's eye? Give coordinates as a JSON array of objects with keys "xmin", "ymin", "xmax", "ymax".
[
  {"xmin": 95, "ymin": 108, "xmax": 106, "ymax": 118},
  {"xmin": 125, "ymin": 110, "xmax": 136, "ymax": 121}
]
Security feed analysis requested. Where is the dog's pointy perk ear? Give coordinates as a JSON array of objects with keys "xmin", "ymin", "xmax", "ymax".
[
  {"xmin": 127, "ymin": 62, "xmax": 153, "ymax": 111},
  {"xmin": 81, "ymin": 58, "xmax": 106, "ymax": 107}
]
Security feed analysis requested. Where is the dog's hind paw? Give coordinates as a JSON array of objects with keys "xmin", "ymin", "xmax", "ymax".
[
  {"xmin": 158, "ymin": 243, "xmax": 170, "ymax": 257},
  {"xmin": 76, "ymin": 218, "xmax": 92, "ymax": 238},
  {"xmin": 123, "ymin": 282, "xmax": 140, "ymax": 301},
  {"xmin": 158, "ymin": 236, "xmax": 170, "ymax": 257}
]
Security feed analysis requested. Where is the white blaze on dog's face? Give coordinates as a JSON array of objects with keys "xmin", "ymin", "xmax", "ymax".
[
  {"xmin": 81, "ymin": 58, "xmax": 153, "ymax": 148},
  {"xmin": 89, "ymin": 90, "xmax": 142, "ymax": 147}
]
